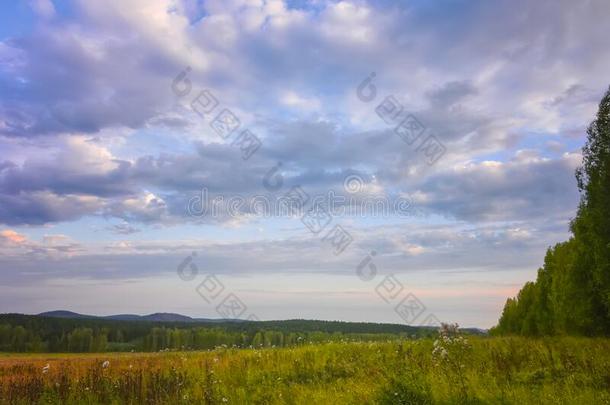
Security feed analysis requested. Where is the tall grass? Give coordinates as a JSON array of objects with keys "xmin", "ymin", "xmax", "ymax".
[{"xmin": 0, "ymin": 337, "xmax": 609, "ymax": 404}]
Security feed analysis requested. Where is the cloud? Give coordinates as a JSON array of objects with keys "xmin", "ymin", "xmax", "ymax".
[
  {"xmin": 427, "ymin": 81, "xmax": 478, "ymax": 110},
  {"xmin": 28, "ymin": 0, "xmax": 56, "ymax": 20},
  {"xmin": 411, "ymin": 151, "xmax": 582, "ymax": 222},
  {"xmin": 0, "ymin": 123, "xmax": 585, "ymax": 226},
  {"xmin": 108, "ymin": 222, "xmax": 141, "ymax": 235},
  {"xmin": 0, "ymin": 229, "xmax": 27, "ymax": 244},
  {"xmin": 280, "ymin": 91, "xmax": 321, "ymax": 112},
  {"xmin": 0, "ymin": 190, "xmax": 103, "ymax": 225},
  {"xmin": 0, "ymin": 229, "xmax": 83, "ymax": 259},
  {"xmin": 0, "ymin": 216, "xmax": 570, "ymax": 288},
  {"xmin": 107, "ymin": 191, "xmax": 169, "ymax": 223}
]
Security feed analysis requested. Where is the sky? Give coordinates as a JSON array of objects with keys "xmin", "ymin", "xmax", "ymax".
[{"xmin": 0, "ymin": 0, "xmax": 609, "ymax": 328}]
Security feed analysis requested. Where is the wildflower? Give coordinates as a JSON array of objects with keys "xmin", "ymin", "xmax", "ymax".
[
  {"xmin": 102, "ymin": 360, "xmax": 110, "ymax": 368},
  {"xmin": 222, "ymin": 397, "xmax": 228, "ymax": 402},
  {"xmin": 42, "ymin": 363, "xmax": 50, "ymax": 374}
]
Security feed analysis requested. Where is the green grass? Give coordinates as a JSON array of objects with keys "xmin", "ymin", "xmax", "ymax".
[{"xmin": 1, "ymin": 337, "xmax": 609, "ymax": 404}]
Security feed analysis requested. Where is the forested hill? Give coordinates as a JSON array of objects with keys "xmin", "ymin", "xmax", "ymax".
[
  {"xmin": 492, "ymin": 87, "xmax": 610, "ymax": 336},
  {"xmin": 0, "ymin": 313, "xmax": 485, "ymax": 353}
]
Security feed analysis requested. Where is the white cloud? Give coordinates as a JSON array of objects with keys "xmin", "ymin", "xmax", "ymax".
[{"xmin": 280, "ymin": 91, "xmax": 321, "ymax": 111}]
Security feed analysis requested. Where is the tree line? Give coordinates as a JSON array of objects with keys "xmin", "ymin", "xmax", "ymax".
[
  {"xmin": 492, "ymin": 87, "xmax": 610, "ymax": 336},
  {"xmin": 0, "ymin": 314, "xmax": 438, "ymax": 352}
]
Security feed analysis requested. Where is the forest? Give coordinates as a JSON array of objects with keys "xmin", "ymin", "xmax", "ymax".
[
  {"xmin": 492, "ymin": 87, "xmax": 610, "ymax": 336},
  {"xmin": 0, "ymin": 314, "xmax": 450, "ymax": 353}
]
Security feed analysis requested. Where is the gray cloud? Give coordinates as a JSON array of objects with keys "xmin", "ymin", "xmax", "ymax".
[
  {"xmin": 0, "ymin": 121, "xmax": 585, "ymax": 226},
  {"xmin": 411, "ymin": 152, "xmax": 582, "ymax": 222}
]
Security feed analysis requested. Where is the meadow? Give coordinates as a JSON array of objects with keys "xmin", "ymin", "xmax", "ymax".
[{"xmin": 1, "ymin": 335, "xmax": 609, "ymax": 404}]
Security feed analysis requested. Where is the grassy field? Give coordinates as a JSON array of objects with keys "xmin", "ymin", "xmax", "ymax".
[{"xmin": 1, "ymin": 336, "xmax": 609, "ymax": 404}]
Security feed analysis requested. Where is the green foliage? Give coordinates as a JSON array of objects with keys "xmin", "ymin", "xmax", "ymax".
[
  {"xmin": 0, "ymin": 314, "xmax": 449, "ymax": 353},
  {"xmin": 1, "ymin": 337, "xmax": 609, "ymax": 404},
  {"xmin": 493, "ymin": 87, "xmax": 610, "ymax": 336},
  {"xmin": 376, "ymin": 373, "xmax": 434, "ymax": 405}
]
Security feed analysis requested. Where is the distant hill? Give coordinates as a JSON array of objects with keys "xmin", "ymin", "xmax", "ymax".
[
  {"xmin": 38, "ymin": 310, "xmax": 222, "ymax": 323},
  {"xmin": 33, "ymin": 310, "xmax": 485, "ymax": 333},
  {"xmin": 37, "ymin": 310, "xmax": 97, "ymax": 319},
  {"xmin": 106, "ymin": 312, "xmax": 200, "ymax": 323}
]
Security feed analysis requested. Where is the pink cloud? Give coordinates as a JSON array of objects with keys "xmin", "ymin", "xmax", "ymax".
[{"xmin": 0, "ymin": 229, "xmax": 27, "ymax": 245}]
